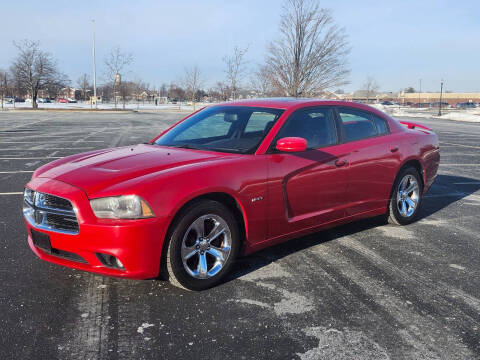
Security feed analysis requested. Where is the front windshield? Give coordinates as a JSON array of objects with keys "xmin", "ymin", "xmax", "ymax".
[{"xmin": 154, "ymin": 106, "xmax": 284, "ymax": 154}]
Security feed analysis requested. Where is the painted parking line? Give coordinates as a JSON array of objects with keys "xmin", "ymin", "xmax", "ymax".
[
  {"xmin": 0, "ymin": 157, "xmax": 62, "ymax": 160},
  {"xmin": 0, "ymin": 192, "xmax": 23, "ymax": 195},
  {"xmin": 0, "ymin": 141, "xmax": 106, "ymax": 144},
  {"xmin": 0, "ymin": 171, "xmax": 34, "ymax": 174},
  {"xmin": 440, "ymin": 164, "xmax": 479, "ymax": 166},
  {"xmin": 440, "ymin": 142, "xmax": 480, "ymax": 149},
  {"xmin": 0, "ymin": 148, "xmax": 93, "ymax": 151}
]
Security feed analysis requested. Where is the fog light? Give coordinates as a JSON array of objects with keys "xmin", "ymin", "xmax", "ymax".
[
  {"xmin": 115, "ymin": 258, "xmax": 124, "ymax": 269},
  {"xmin": 96, "ymin": 253, "xmax": 125, "ymax": 270}
]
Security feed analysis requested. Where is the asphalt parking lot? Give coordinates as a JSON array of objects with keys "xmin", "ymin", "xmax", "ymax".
[{"xmin": 0, "ymin": 110, "xmax": 479, "ymax": 360}]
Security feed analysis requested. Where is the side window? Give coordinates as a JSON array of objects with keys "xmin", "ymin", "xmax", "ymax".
[
  {"xmin": 174, "ymin": 112, "xmax": 232, "ymax": 141},
  {"xmin": 338, "ymin": 108, "xmax": 377, "ymax": 142},
  {"xmin": 275, "ymin": 107, "xmax": 337, "ymax": 149},
  {"xmin": 372, "ymin": 115, "xmax": 389, "ymax": 135},
  {"xmin": 244, "ymin": 111, "xmax": 279, "ymax": 135}
]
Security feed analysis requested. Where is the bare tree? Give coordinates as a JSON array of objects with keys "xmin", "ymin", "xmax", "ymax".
[
  {"xmin": 250, "ymin": 65, "xmax": 273, "ymax": 97},
  {"xmin": 184, "ymin": 65, "xmax": 203, "ymax": 110},
  {"xmin": 76, "ymin": 73, "xmax": 90, "ymax": 102},
  {"xmin": 363, "ymin": 76, "xmax": 379, "ymax": 102},
  {"xmin": 214, "ymin": 81, "xmax": 229, "ymax": 101},
  {"xmin": 223, "ymin": 46, "xmax": 248, "ymax": 100},
  {"xmin": 0, "ymin": 70, "xmax": 8, "ymax": 109},
  {"xmin": 264, "ymin": 0, "xmax": 349, "ymax": 97},
  {"xmin": 104, "ymin": 46, "xmax": 133, "ymax": 109},
  {"xmin": 132, "ymin": 77, "xmax": 147, "ymax": 110},
  {"xmin": 10, "ymin": 40, "xmax": 68, "ymax": 108}
]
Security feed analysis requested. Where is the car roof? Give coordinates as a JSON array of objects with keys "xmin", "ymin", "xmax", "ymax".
[{"xmin": 216, "ymin": 97, "xmax": 385, "ymax": 113}]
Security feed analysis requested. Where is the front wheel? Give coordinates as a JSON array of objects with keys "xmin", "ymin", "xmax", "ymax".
[
  {"xmin": 163, "ymin": 200, "xmax": 240, "ymax": 290},
  {"xmin": 387, "ymin": 167, "xmax": 423, "ymax": 225}
]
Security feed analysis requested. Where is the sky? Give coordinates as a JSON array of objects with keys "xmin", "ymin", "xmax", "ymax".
[{"xmin": 1, "ymin": 0, "xmax": 479, "ymax": 93}]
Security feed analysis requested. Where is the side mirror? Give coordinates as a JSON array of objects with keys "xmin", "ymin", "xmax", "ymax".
[{"xmin": 276, "ymin": 137, "xmax": 307, "ymax": 152}]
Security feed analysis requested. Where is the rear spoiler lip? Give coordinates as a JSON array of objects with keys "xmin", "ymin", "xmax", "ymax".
[{"xmin": 399, "ymin": 121, "xmax": 432, "ymax": 133}]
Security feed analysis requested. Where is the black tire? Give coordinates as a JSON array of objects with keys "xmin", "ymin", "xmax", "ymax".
[
  {"xmin": 387, "ymin": 166, "xmax": 423, "ymax": 225},
  {"xmin": 162, "ymin": 200, "xmax": 240, "ymax": 291}
]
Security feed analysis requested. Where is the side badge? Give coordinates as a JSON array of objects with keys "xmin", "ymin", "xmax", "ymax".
[{"xmin": 251, "ymin": 196, "xmax": 264, "ymax": 203}]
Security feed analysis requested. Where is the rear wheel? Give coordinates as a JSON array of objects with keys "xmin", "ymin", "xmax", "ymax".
[
  {"xmin": 163, "ymin": 200, "xmax": 240, "ymax": 290},
  {"xmin": 387, "ymin": 166, "xmax": 423, "ymax": 225}
]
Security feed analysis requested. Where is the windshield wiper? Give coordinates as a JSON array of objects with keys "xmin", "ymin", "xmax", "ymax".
[
  {"xmin": 203, "ymin": 147, "xmax": 245, "ymax": 154},
  {"xmin": 167, "ymin": 144, "xmax": 203, "ymax": 150}
]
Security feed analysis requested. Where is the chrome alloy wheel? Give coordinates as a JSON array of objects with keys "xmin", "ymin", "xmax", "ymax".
[
  {"xmin": 396, "ymin": 174, "xmax": 420, "ymax": 217},
  {"xmin": 181, "ymin": 214, "xmax": 232, "ymax": 279}
]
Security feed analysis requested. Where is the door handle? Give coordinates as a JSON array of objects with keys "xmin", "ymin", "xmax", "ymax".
[
  {"xmin": 390, "ymin": 146, "xmax": 399, "ymax": 153},
  {"xmin": 335, "ymin": 159, "xmax": 347, "ymax": 167}
]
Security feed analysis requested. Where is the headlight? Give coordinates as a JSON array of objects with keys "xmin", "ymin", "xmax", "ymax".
[{"xmin": 90, "ymin": 195, "xmax": 155, "ymax": 219}]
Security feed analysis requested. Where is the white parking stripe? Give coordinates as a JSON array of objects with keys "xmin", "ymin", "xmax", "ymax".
[
  {"xmin": 441, "ymin": 164, "xmax": 479, "ymax": 166},
  {"xmin": 0, "ymin": 157, "xmax": 61, "ymax": 159},
  {"xmin": 0, "ymin": 192, "xmax": 23, "ymax": 195},
  {"xmin": 441, "ymin": 142, "xmax": 480, "ymax": 149},
  {"xmin": 0, "ymin": 141, "xmax": 105, "ymax": 143},
  {"xmin": 0, "ymin": 148, "xmax": 93, "ymax": 150},
  {"xmin": 0, "ymin": 171, "xmax": 34, "ymax": 174}
]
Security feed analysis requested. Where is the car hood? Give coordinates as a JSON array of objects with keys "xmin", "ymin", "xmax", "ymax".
[{"xmin": 35, "ymin": 144, "xmax": 233, "ymax": 196}]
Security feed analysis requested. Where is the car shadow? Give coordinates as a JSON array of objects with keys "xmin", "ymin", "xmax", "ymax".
[
  {"xmin": 416, "ymin": 174, "xmax": 480, "ymax": 220},
  {"xmin": 226, "ymin": 173, "xmax": 480, "ymax": 283}
]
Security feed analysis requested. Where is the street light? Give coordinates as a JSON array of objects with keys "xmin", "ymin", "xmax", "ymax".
[
  {"xmin": 419, "ymin": 79, "xmax": 422, "ymax": 107},
  {"xmin": 438, "ymin": 79, "xmax": 444, "ymax": 116},
  {"xmin": 91, "ymin": 19, "xmax": 97, "ymax": 109}
]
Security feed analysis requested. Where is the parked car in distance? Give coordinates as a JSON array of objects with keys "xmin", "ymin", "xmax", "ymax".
[
  {"xmin": 380, "ymin": 101, "xmax": 395, "ymax": 106},
  {"xmin": 37, "ymin": 98, "xmax": 51, "ymax": 103},
  {"xmin": 67, "ymin": 98, "xmax": 77, "ymax": 103},
  {"xmin": 430, "ymin": 101, "xmax": 450, "ymax": 108},
  {"xmin": 23, "ymin": 99, "xmax": 440, "ymax": 290},
  {"xmin": 57, "ymin": 98, "xmax": 68, "ymax": 103},
  {"xmin": 455, "ymin": 102, "xmax": 476, "ymax": 109},
  {"xmin": 14, "ymin": 97, "xmax": 25, "ymax": 102},
  {"xmin": 411, "ymin": 102, "xmax": 430, "ymax": 108}
]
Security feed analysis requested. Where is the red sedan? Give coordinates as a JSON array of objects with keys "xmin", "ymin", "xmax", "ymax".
[{"xmin": 23, "ymin": 99, "xmax": 440, "ymax": 290}]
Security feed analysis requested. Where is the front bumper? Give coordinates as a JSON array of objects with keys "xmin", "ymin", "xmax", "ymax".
[{"xmin": 24, "ymin": 177, "xmax": 167, "ymax": 279}]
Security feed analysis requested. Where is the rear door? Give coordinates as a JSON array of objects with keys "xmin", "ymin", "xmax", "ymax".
[
  {"xmin": 266, "ymin": 106, "xmax": 350, "ymax": 239},
  {"xmin": 335, "ymin": 107, "xmax": 397, "ymax": 216}
]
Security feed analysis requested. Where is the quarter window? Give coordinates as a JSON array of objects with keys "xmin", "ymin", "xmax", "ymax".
[
  {"xmin": 274, "ymin": 107, "xmax": 337, "ymax": 149},
  {"xmin": 372, "ymin": 115, "xmax": 389, "ymax": 135},
  {"xmin": 338, "ymin": 108, "xmax": 377, "ymax": 142}
]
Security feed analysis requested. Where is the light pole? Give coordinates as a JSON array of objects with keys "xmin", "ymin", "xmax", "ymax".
[
  {"xmin": 438, "ymin": 79, "xmax": 444, "ymax": 116},
  {"xmin": 418, "ymin": 79, "xmax": 422, "ymax": 107},
  {"xmin": 91, "ymin": 19, "xmax": 97, "ymax": 109}
]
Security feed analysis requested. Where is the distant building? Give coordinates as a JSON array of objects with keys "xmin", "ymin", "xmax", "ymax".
[
  {"xmin": 398, "ymin": 92, "xmax": 480, "ymax": 105},
  {"xmin": 58, "ymin": 87, "xmax": 81, "ymax": 100}
]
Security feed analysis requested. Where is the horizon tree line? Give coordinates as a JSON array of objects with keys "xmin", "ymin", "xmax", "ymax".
[{"xmin": 3, "ymin": 0, "xmax": 360, "ymax": 109}]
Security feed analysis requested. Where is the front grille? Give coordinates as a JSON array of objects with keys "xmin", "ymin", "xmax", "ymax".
[
  {"xmin": 23, "ymin": 190, "xmax": 79, "ymax": 235},
  {"xmin": 43, "ymin": 194, "xmax": 73, "ymax": 211},
  {"xmin": 45, "ymin": 213, "xmax": 79, "ymax": 232}
]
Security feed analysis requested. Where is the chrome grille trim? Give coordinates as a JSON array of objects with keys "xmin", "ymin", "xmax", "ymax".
[{"xmin": 23, "ymin": 190, "xmax": 79, "ymax": 235}]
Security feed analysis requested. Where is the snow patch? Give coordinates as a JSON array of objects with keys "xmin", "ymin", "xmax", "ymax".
[
  {"xmin": 449, "ymin": 264, "xmax": 466, "ymax": 271},
  {"xmin": 273, "ymin": 289, "xmax": 314, "ymax": 316},
  {"xmin": 378, "ymin": 225, "xmax": 414, "ymax": 239},
  {"xmin": 230, "ymin": 298, "xmax": 271, "ymax": 309},
  {"xmin": 298, "ymin": 327, "xmax": 389, "ymax": 360},
  {"xmin": 137, "ymin": 323, "xmax": 155, "ymax": 334}
]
